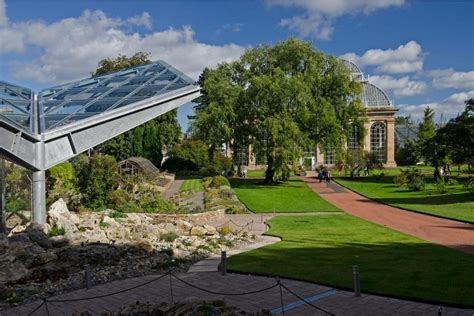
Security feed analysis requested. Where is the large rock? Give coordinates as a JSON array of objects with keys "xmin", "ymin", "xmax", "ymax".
[
  {"xmin": 25, "ymin": 224, "xmax": 52, "ymax": 249},
  {"xmin": 190, "ymin": 226, "xmax": 207, "ymax": 236},
  {"xmin": 0, "ymin": 261, "xmax": 29, "ymax": 283},
  {"xmin": 48, "ymin": 199, "xmax": 79, "ymax": 234},
  {"xmin": 101, "ymin": 215, "xmax": 120, "ymax": 228},
  {"xmin": 175, "ymin": 219, "xmax": 192, "ymax": 235},
  {"xmin": 203, "ymin": 224, "xmax": 217, "ymax": 235}
]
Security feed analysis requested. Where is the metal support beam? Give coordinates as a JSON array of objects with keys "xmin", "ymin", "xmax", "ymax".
[{"xmin": 31, "ymin": 170, "xmax": 46, "ymax": 225}]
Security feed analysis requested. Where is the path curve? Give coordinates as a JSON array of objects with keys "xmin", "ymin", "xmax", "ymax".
[{"xmin": 303, "ymin": 177, "xmax": 474, "ymax": 255}]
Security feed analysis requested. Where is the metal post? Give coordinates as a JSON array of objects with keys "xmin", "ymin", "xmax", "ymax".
[
  {"xmin": 84, "ymin": 264, "xmax": 92, "ymax": 289},
  {"xmin": 32, "ymin": 170, "xmax": 46, "ymax": 225},
  {"xmin": 0, "ymin": 158, "xmax": 6, "ymax": 233},
  {"xmin": 221, "ymin": 251, "xmax": 227, "ymax": 276},
  {"xmin": 353, "ymin": 265, "xmax": 361, "ymax": 297}
]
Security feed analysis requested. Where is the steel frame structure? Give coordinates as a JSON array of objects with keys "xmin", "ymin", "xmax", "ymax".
[{"xmin": 0, "ymin": 60, "xmax": 200, "ymax": 225}]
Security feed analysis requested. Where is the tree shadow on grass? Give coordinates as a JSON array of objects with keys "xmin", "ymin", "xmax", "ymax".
[
  {"xmin": 366, "ymin": 192, "xmax": 474, "ymax": 206},
  {"xmin": 228, "ymin": 241, "xmax": 474, "ymax": 309},
  {"xmin": 230, "ymin": 178, "xmax": 306, "ymax": 190}
]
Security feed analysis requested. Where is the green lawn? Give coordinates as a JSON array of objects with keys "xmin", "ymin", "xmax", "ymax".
[
  {"xmin": 335, "ymin": 176, "xmax": 474, "ymax": 223},
  {"xmin": 179, "ymin": 178, "xmax": 203, "ymax": 192},
  {"xmin": 228, "ymin": 215, "xmax": 474, "ymax": 307},
  {"xmin": 246, "ymin": 169, "xmax": 266, "ymax": 178},
  {"xmin": 230, "ymin": 178, "xmax": 341, "ymax": 213}
]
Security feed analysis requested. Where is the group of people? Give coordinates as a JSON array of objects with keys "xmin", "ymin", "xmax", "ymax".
[{"xmin": 317, "ymin": 168, "xmax": 331, "ymax": 183}]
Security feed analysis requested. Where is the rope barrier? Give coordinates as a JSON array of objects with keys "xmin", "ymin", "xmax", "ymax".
[
  {"xmin": 280, "ymin": 283, "xmax": 335, "ymax": 316},
  {"xmin": 169, "ymin": 272, "xmax": 280, "ymax": 296},
  {"xmin": 44, "ymin": 300, "xmax": 50, "ymax": 316},
  {"xmin": 27, "ymin": 300, "xmax": 45, "ymax": 316},
  {"xmin": 26, "ymin": 269, "xmax": 334, "ymax": 316},
  {"xmin": 46, "ymin": 272, "xmax": 170, "ymax": 303},
  {"xmin": 278, "ymin": 279, "xmax": 285, "ymax": 316}
]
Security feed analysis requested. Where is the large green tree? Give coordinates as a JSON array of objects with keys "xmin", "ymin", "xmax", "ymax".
[
  {"xmin": 434, "ymin": 99, "xmax": 474, "ymax": 169},
  {"xmin": 192, "ymin": 38, "xmax": 365, "ymax": 183},
  {"xmin": 92, "ymin": 53, "xmax": 182, "ymax": 167},
  {"xmin": 416, "ymin": 107, "xmax": 436, "ymax": 162}
]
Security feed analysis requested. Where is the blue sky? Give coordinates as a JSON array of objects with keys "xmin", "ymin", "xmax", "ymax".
[{"xmin": 1, "ymin": 0, "xmax": 473, "ymax": 129}]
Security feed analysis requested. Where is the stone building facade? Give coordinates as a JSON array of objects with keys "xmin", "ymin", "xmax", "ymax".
[{"xmin": 235, "ymin": 59, "xmax": 398, "ymax": 169}]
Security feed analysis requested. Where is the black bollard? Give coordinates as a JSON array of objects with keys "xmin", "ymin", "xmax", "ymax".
[
  {"xmin": 221, "ymin": 251, "xmax": 227, "ymax": 276},
  {"xmin": 352, "ymin": 265, "xmax": 360, "ymax": 297}
]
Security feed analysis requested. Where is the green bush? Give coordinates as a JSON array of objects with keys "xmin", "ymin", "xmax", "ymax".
[
  {"xmin": 435, "ymin": 178, "xmax": 448, "ymax": 194},
  {"xmin": 48, "ymin": 226, "xmax": 66, "ymax": 237},
  {"xmin": 5, "ymin": 198, "xmax": 28, "ymax": 213},
  {"xmin": 49, "ymin": 162, "xmax": 76, "ymax": 190},
  {"xmin": 199, "ymin": 165, "xmax": 219, "ymax": 176},
  {"xmin": 393, "ymin": 174, "xmax": 408, "ymax": 187},
  {"xmin": 80, "ymin": 154, "xmax": 119, "ymax": 209},
  {"xmin": 110, "ymin": 210, "xmax": 126, "ymax": 219},
  {"xmin": 161, "ymin": 232, "xmax": 178, "ymax": 242},
  {"xmin": 397, "ymin": 168, "xmax": 426, "ymax": 191},
  {"xmin": 107, "ymin": 189, "xmax": 130, "ymax": 207},
  {"xmin": 139, "ymin": 192, "xmax": 176, "ymax": 213},
  {"xmin": 210, "ymin": 176, "xmax": 230, "ymax": 188},
  {"xmin": 463, "ymin": 177, "xmax": 474, "ymax": 193},
  {"xmin": 372, "ymin": 172, "xmax": 385, "ymax": 182}
]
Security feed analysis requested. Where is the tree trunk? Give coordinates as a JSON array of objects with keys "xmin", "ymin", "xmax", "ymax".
[{"xmin": 264, "ymin": 155, "xmax": 275, "ymax": 184}]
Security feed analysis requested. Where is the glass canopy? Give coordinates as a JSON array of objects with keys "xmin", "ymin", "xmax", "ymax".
[
  {"xmin": 0, "ymin": 81, "xmax": 32, "ymax": 131},
  {"xmin": 0, "ymin": 60, "xmax": 196, "ymax": 133}
]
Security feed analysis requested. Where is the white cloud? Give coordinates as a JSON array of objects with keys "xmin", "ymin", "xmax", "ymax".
[
  {"xmin": 340, "ymin": 41, "xmax": 424, "ymax": 74},
  {"xmin": 0, "ymin": 0, "xmax": 7, "ymax": 26},
  {"xmin": 0, "ymin": 7, "xmax": 245, "ymax": 84},
  {"xmin": 370, "ymin": 75, "xmax": 427, "ymax": 97},
  {"xmin": 398, "ymin": 90, "xmax": 474, "ymax": 120},
  {"xmin": 268, "ymin": 0, "xmax": 405, "ymax": 40},
  {"xmin": 429, "ymin": 68, "xmax": 474, "ymax": 90}
]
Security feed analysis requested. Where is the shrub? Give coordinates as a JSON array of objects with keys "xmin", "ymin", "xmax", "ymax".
[
  {"xmin": 199, "ymin": 165, "xmax": 219, "ymax": 177},
  {"xmin": 48, "ymin": 226, "xmax": 66, "ymax": 237},
  {"xmin": 464, "ymin": 177, "xmax": 474, "ymax": 193},
  {"xmin": 397, "ymin": 168, "xmax": 426, "ymax": 191},
  {"xmin": 80, "ymin": 154, "xmax": 119, "ymax": 209},
  {"xmin": 139, "ymin": 191, "xmax": 175, "ymax": 213},
  {"xmin": 372, "ymin": 172, "xmax": 385, "ymax": 182},
  {"xmin": 107, "ymin": 189, "xmax": 130, "ymax": 207},
  {"xmin": 210, "ymin": 176, "xmax": 230, "ymax": 188},
  {"xmin": 161, "ymin": 232, "xmax": 178, "ymax": 242},
  {"xmin": 434, "ymin": 177, "xmax": 448, "ymax": 194},
  {"xmin": 99, "ymin": 222, "xmax": 110, "ymax": 229},
  {"xmin": 110, "ymin": 210, "xmax": 126, "ymax": 219},
  {"xmin": 49, "ymin": 162, "xmax": 76, "ymax": 190},
  {"xmin": 217, "ymin": 224, "xmax": 234, "ymax": 235},
  {"xmin": 393, "ymin": 174, "xmax": 408, "ymax": 187},
  {"xmin": 5, "ymin": 198, "xmax": 28, "ymax": 213}
]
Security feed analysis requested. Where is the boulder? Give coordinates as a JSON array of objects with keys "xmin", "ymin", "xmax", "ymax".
[
  {"xmin": 101, "ymin": 216, "xmax": 120, "ymax": 228},
  {"xmin": 8, "ymin": 224, "xmax": 27, "ymax": 236},
  {"xmin": 190, "ymin": 226, "xmax": 207, "ymax": 236},
  {"xmin": 175, "ymin": 219, "xmax": 192, "ymax": 235},
  {"xmin": 0, "ymin": 261, "xmax": 29, "ymax": 283},
  {"xmin": 34, "ymin": 251, "xmax": 58, "ymax": 265},
  {"xmin": 203, "ymin": 224, "xmax": 217, "ymax": 235},
  {"xmin": 48, "ymin": 199, "xmax": 79, "ymax": 234},
  {"xmin": 25, "ymin": 224, "xmax": 52, "ymax": 249}
]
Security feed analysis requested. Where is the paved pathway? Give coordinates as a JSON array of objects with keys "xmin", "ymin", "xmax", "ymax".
[
  {"xmin": 303, "ymin": 177, "xmax": 474, "ymax": 255},
  {"xmin": 6, "ymin": 271, "xmax": 473, "ymax": 316},
  {"xmin": 163, "ymin": 179, "xmax": 183, "ymax": 198}
]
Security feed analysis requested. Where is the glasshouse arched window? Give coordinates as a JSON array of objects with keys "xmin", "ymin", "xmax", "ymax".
[{"xmin": 370, "ymin": 122, "xmax": 386, "ymax": 163}]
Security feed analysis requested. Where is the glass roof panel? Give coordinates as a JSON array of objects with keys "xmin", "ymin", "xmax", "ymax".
[
  {"xmin": 0, "ymin": 81, "xmax": 32, "ymax": 132},
  {"xmin": 41, "ymin": 60, "xmax": 195, "ymax": 130}
]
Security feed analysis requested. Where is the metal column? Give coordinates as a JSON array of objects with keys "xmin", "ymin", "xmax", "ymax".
[
  {"xmin": 31, "ymin": 170, "xmax": 46, "ymax": 225},
  {"xmin": 31, "ymin": 92, "xmax": 46, "ymax": 225},
  {"xmin": 0, "ymin": 158, "xmax": 6, "ymax": 233}
]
